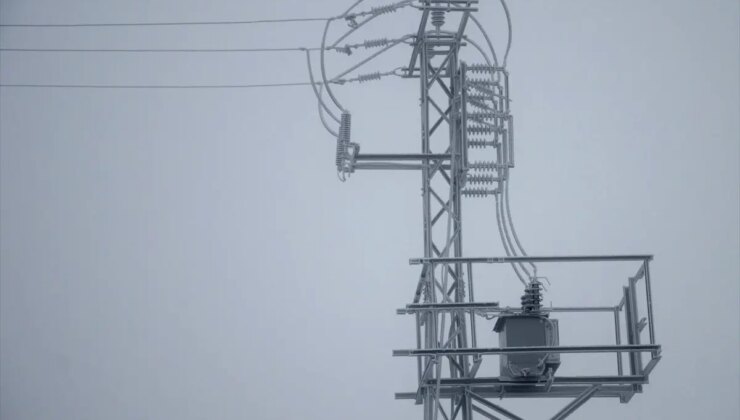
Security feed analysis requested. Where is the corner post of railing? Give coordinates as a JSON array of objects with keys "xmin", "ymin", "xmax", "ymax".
[
  {"xmin": 614, "ymin": 305, "xmax": 623, "ymax": 376},
  {"xmin": 643, "ymin": 257, "xmax": 657, "ymax": 353}
]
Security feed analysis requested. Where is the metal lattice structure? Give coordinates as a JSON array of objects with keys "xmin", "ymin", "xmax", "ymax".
[{"xmin": 307, "ymin": 1, "xmax": 662, "ymax": 419}]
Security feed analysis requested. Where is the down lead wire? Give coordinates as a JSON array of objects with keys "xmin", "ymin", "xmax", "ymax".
[
  {"xmin": 463, "ymin": 33, "xmax": 532, "ymax": 280},
  {"xmin": 465, "ymin": 5, "xmax": 537, "ymax": 280}
]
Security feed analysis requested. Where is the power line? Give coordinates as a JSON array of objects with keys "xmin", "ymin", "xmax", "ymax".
[
  {"xmin": 0, "ymin": 17, "xmax": 328, "ymax": 28},
  {"xmin": 0, "ymin": 47, "xmax": 323, "ymax": 53},
  {"xmin": 0, "ymin": 82, "xmax": 323, "ymax": 89},
  {"xmin": 0, "ymin": 70, "xmax": 399, "ymax": 89}
]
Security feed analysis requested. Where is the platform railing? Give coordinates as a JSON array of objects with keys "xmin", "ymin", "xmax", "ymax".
[{"xmin": 395, "ymin": 255, "xmax": 661, "ymax": 403}]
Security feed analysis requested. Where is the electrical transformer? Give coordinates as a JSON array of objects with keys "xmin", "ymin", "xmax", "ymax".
[{"xmin": 494, "ymin": 280, "xmax": 561, "ymax": 379}]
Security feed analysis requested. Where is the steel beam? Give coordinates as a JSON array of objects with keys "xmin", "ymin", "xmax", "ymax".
[
  {"xmin": 355, "ymin": 153, "xmax": 452, "ymax": 161},
  {"xmin": 426, "ymin": 375, "xmax": 647, "ymax": 387},
  {"xmin": 410, "ymin": 255, "xmax": 653, "ymax": 264},
  {"xmin": 393, "ymin": 344, "xmax": 661, "ymax": 357},
  {"xmin": 398, "ymin": 303, "xmax": 616, "ymax": 314},
  {"xmin": 396, "ymin": 385, "xmax": 635, "ymax": 400}
]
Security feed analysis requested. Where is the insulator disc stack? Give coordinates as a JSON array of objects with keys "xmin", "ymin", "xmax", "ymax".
[
  {"xmin": 461, "ymin": 188, "xmax": 497, "ymax": 198},
  {"xmin": 466, "ymin": 174, "xmax": 497, "ymax": 185},
  {"xmin": 468, "ymin": 64, "xmax": 499, "ymax": 73},
  {"xmin": 521, "ymin": 280, "xmax": 544, "ymax": 313},
  {"xmin": 467, "ymin": 138, "xmax": 495, "ymax": 148},
  {"xmin": 336, "ymin": 112, "xmax": 352, "ymax": 170},
  {"xmin": 468, "ymin": 160, "xmax": 498, "ymax": 171},
  {"xmin": 431, "ymin": 10, "xmax": 445, "ymax": 29}
]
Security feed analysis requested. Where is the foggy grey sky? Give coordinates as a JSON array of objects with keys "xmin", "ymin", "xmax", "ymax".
[{"xmin": 1, "ymin": 1, "xmax": 738, "ymax": 419}]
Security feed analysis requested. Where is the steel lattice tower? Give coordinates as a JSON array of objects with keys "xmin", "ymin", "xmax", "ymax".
[{"xmin": 313, "ymin": 1, "xmax": 662, "ymax": 419}]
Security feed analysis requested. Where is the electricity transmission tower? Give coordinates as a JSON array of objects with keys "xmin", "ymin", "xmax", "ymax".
[{"xmin": 309, "ymin": 1, "xmax": 662, "ymax": 419}]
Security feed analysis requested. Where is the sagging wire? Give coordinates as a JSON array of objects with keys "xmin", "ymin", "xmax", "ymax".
[
  {"xmin": 503, "ymin": 179, "xmax": 536, "ymax": 274},
  {"xmin": 316, "ymin": 85, "xmax": 338, "ymax": 138},
  {"xmin": 469, "ymin": 0, "xmax": 512, "ymax": 68},
  {"xmin": 495, "ymin": 192, "xmax": 528, "ymax": 286},
  {"xmin": 321, "ymin": 18, "xmax": 348, "ymax": 113},
  {"xmin": 465, "ymin": 23, "xmax": 537, "ymax": 282},
  {"xmin": 468, "ymin": 15, "xmax": 499, "ymax": 69},
  {"xmin": 498, "ymin": 0, "xmax": 513, "ymax": 68},
  {"xmin": 0, "ymin": 82, "xmax": 334, "ymax": 89},
  {"xmin": 464, "ymin": 34, "xmax": 530, "ymax": 281},
  {"xmin": 0, "ymin": 17, "xmax": 332, "ymax": 28},
  {"xmin": 304, "ymin": 49, "xmax": 341, "ymax": 126}
]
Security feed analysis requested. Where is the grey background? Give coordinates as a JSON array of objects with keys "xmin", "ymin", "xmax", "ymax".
[{"xmin": 1, "ymin": 0, "xmax": 738, "ymax": 419}]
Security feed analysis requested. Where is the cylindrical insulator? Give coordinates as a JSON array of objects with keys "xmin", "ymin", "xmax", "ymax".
[
  {"xmin": 372, "ymin": 3, "xmax": 401, "ymax": 15},
  {"xmin": 461, "ymin": 188, "xmax": 498, "ymax": 198},
  {"xmin": 467, "ymin": 94, "xmax": 492, "ymax": 103},
  {"xmin": 339, "ymin": 112, "xmax": 352, "ymax": 142},
  {"xmin": 467, "ymin": 125, "xmax": 495, "ymax": 135},
  {"xmin": 431, "ymin": 10, "xmax": 445, "ymax": 28},
  {"xmin": 363, "ymin": 38, "xmax": 390, "ymax": 48},
  {"xmin": 457, "ymin": 278, "xmax": 466, "ymax": 299},
  {"xmin": 476, "ymin": 111, "xmax": 509, "ymax": 120},
  {"xmin": 468, "ymin": 64, "xmax": 503, "ymax": 73},
  {"xmin": 335, "ymin": 139, "xmax": 346, "ymax": 169},
  {"xmin": 336, "ymin": 45, "xmax": 353, "ymax": 55},
  {"xmin": 336, "ymin": 112, "xmax": 352, "ymax": 170},
  {"xmin": 357, "ymin": 72, "xmax": 382, "ymax": 83},
  {"xmin": 467, "ymin": 84, "xmax": 496, "ymax": 97},
  {"xmin": 466, "ymin": 97, "xmax": 491, "ymax": 111},
  {"xmin": 521, "ymin": 281, "xmax": 544, "ymax": 313},
  {"xmin": 468, "ymin": 160, "xmax": 497, "ymax": 171},
  {"xmin": 467, "ymin": 138, "xmax": 495, "ymax": 149},
  {"xmin": 466, "ymin": 174, "xmax": 497, "ymax": 185},
  {"xmin": 467, "ymin": 78, "xmax": 497, "ymax": 86},
  {"xmin": 468, "ymin": 111, "xmax": 498, "ymax": 121}
]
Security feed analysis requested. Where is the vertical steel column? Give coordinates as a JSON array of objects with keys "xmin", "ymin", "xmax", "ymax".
[
  {"xmin": 420, "ymin": 41, "xmax": 435, "ymax": 420},
  {"xmin": 416, "ymin": 27, "xmax": 469, "ymax": 420},
  {"xmin": 613, "ymin": 307, "xmax": 623, "ymax": 376}
]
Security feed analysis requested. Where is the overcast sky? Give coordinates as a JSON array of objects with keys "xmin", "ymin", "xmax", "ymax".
[{"xmin": 1, "ymin": 1, "xmax": 738, "ymax": 419}]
